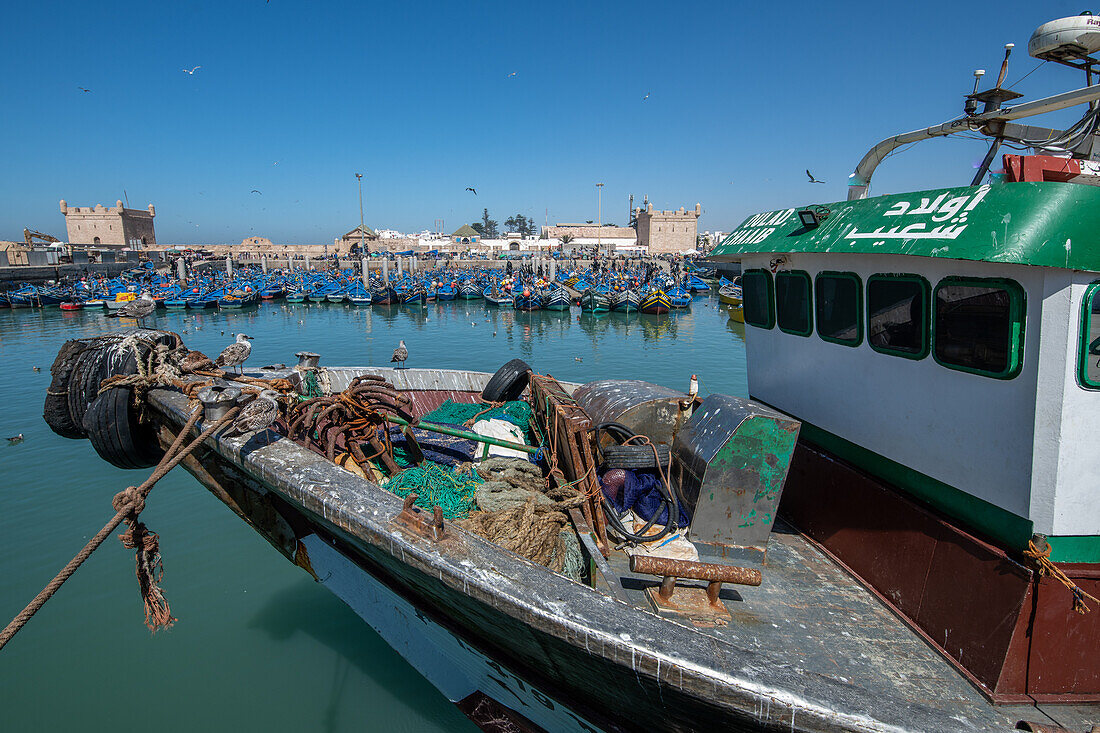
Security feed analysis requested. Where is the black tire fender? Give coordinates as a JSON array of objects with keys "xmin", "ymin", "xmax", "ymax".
[
  {"xmin": 43, "ymin": 339, "xmax": 94, "ymax": 438},
  {"xmin": 83, "ymin": 385, "xmax": 164, "ymax": 469},
  {"xmin": 481, "ymin": 358, "xmax": 531, "ymax": 403},
  {"xmin": 601, "ymin": 443, "xmax": 671, "ymax": 470}
]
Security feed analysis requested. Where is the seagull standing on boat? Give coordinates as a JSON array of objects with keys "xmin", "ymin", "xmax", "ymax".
[
  {"xmin": 228, "ymin": 390, "xmax": 281, "ymax": 435},
  {"xmin": 114, "ymin": 291, "xmax": 156, "ymax": 326},
  {"xmin": 215, "ymin": 333, "xmax": 254, "ymax": 375},
  {"xmin": 390, "ymin": 340, "xmax": 408, "ymax": 368}
]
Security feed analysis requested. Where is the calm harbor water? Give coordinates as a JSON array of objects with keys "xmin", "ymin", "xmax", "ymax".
[{"xmin": 0, "ymin": 296, "xmax": 747, "ymax": 732}]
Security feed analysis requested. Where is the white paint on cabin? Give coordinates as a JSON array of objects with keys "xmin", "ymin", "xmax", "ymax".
[{"xmin": 739, "ymin": 252, "xmax": 1098, "ymax": 537}]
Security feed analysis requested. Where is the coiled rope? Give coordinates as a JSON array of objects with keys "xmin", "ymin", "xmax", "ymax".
[{"xmin": 0, "ymin": 404, "xmax": 240, "ymax": 652}]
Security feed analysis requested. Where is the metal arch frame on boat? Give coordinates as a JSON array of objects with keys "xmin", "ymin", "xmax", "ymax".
[
  {"xmin": 814, "ymin": 271, "xmax": 864, "ymax": 348},
  {"xmin": 775, "ymin": 270, "xmax": 814, "ymax": 338},
  {"xmin": 865, "ymin": 273, "xmax": 932, "ymax": 361},
  {"xmin": 931, "ymin": 275, "xmax": 1027, "ymax": 381}
]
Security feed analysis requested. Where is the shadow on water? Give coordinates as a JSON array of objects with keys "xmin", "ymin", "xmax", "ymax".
[{"xmin": 248, "ymin": 578, "xmax": 475, "ymax": 733}]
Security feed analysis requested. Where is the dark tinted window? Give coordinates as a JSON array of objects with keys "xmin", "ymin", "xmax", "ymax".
[
  {"xmin": 815, "ymin": 272, "xmax": 861, "ymax": 346},
  {"xmin": 776, "ymin": 271, "xmax": 812, "ymax": 336},
  {"xmin": 1081, "ymin": 284, "xmax": 1100, "ymax": 388},
  {"xmin": 742, "ymin": 269, "xmax": 774, "ymax": 328},
  {"xmin": 867, "ymin": 275, "xmax": 929, "ymax": 358},
  {"xmin": 934, "ymin": 279, "xmax": 1024, "ymax": 378}
]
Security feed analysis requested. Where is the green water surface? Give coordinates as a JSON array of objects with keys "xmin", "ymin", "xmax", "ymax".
[{"xmin": 0, "ymin": 297, "xmax": 746, "ymax": 732}]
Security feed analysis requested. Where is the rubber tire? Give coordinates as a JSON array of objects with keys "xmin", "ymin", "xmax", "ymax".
[
  {"xmin": 601, "ymin": 443, "xmax": 671, "ymax": 470},
  {"xmin": 44, "ymin": 339, "xmax": 95, "ymax": 438},
  {"xmin": 481, "ymin": 358, "xmax": 531, "ymax": 403},
  {"xmin": 83, "ymin": 386, "xmax": 164, "ymax": 469}
]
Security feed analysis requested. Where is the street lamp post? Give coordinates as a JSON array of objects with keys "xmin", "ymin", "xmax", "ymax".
[
  {"xmin": 596, "ymin": 182, "xmax": 605, "ymax": 258},
  {"xmin": 356, "ymin": 173, "xmax": 366, "ymax": 259}
]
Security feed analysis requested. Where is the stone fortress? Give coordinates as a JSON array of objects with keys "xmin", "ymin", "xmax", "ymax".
[
  {"xmin": 634, "ymin": 203, "xmax": 701, "ymax": 254},
  {"xmin": 60, "ymin": 199, "xmax": 156, "ymax": 248}
]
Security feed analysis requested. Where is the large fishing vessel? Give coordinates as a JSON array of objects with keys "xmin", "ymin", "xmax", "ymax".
[{"xmin": 34, "ymin": 14, "xmax": 1100, "ymax": 733}]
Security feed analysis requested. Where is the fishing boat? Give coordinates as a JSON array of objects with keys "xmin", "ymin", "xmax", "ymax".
[
  {"xmin": 401, "ymin": 285, "xmax": 428, "ymax": 306},
  {"xmin": 513, "ymin": 289, "xmax": 543, "ymax": 311},
  {"xmin": 610, "ymin": 288, "xmax": 639, "ymax": 313},
  {"xmin": 261, "ymin": 285, "xmax": 286, "ymax": 300},
  {"xmin": 639, "ymin": 289, "xmax": 671, "ymax": 315},
  {"xmin": 578, "ymin": 289, "xmax": 611, "ymax": 313},
  {"xmin": 666, "ymin": 286, "xmax": 693, "ymax": 309},
  {"xmin": 371, "ymin": 285, "xmax": 400, "ymax": 306},
  {"xmin": 543, "ymin": 287, "xmax": 572, "ymax": 312},
  {"xmin": 458, "ymin": 280, "xmax": 483, "ymax": 300},
  {"xmin": 718, "ymin": 280, "xmax": 743, "ymax": 323},
  {"xmin": 218, "ymin": 288, "xmax": 258, "ymax": 309},
  {"xmin": 345, "ymin": 281, "xmax": 373, "ymax": 306},
  {"xmin": 59, "ymin": 301, "xmax": 83, "ymax": 311},
  {"xmin": 105, "ymin": 291, "xmax": 137, "ymax": 312}
]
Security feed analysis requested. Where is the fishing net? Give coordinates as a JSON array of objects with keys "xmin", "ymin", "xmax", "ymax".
[
  {"xmin": 423, "ymin": 400, "xmax": 534, "ymax": 434},
  {"xmin": 382, "ymin": 463, "xmax": 483, "ymax": 519}
]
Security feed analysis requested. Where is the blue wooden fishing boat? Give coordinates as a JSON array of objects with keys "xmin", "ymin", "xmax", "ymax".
[
  {"xmin": 578, "ymin": 289, "xmax": 611, "ymax": 313},
  {"xmin": 639, "ymin": 289, "xmax": 671, "ymax": 315},
  {"xmin": 458, "ymin": 281, "xmax": 483, "ymax": 300},
  {"xmin": 345, "ymin": 281, "xmax": 372, "ymax": 306},
  {"xmin": 401, "ymin": 286, "xmax": 427, "ymax": 306},
  {"xmin": 667, "ymin": 286, "xmax": 692, "ymax": 309},
  {"xmin": 371, "ymin": 285, "xmax": 400, "ymax": 306},
  {"xmin": 513, "ymin": 291, "xmax": 543, "ymax": 311},
  {"xmin": 218, "ymin": 288, "xmax": 258, "ymax": 309},
  {"xmin": 610, "ymin": 289, "xmax": 639, "ymax": 313},
  {"xmin": 543, "ymin": 287, "xmax": 572, "ymax": 312}
]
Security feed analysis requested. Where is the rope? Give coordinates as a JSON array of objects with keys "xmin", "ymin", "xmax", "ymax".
[
  {"xmin": 0, "ymin": 404, "xmax": 240, "ymax": 651},
  {"xmin": 1023, "ymin": 538, "xmax": 1099, "ymax": 614},
  {"xmin": 382, "ymin": 463, "xmax": 482, "ymax": 519}
]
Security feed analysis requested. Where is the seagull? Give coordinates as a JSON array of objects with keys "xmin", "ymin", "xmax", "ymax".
[
  {"xmin": 806, "ymin": 169, "xmax": 825, "ymax": 184},
  {"xmin": 507, "ymin": 71, "xmax": 517, "ymax": 77},
  {"xmin": 113, "ymin": 291, "xmax": 156, "ymax": 326},
  {"xmin": 250, "ymin": 189, "xmax": 262, "ymax": 195},
  {"xmin": 390, "ymin": 339, "xmax": 408, "ymax": 368},
  {"xmin": 227, "ymin": 390, "xmax": 281, "ymax": 435},
  {"xmin": 78, "ymin": 86, "xmax": 91, "ymax": 93},
  {"xmin": 465, "ymin": 187, "xmax": 477, "ymax": 195},
  {"xmin": 215, "ymin": 333, "xmax": 254, "ymax": 374},
  {"xmin": 7, "ymin": 434, "xmax": 23, "ymax": 444},
  {"xmin": 183, "ymin": 66, "xmax": 201, "ymax": 75},
  {"xmin": 32, "ymin": 366, "xmax": 41, "ymax": 372},
  {"xmin": 574, "ymin": 357, "xmax": 583, "ymax": 362},
  {"xmin": 643, "ymin": 93, "xmax": 650, "ymax": 101}
]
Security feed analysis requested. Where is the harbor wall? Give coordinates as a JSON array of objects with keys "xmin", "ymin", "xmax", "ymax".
[{"xmin": 0, "ymin": 262, "xmax": 135, "ymax": 286}]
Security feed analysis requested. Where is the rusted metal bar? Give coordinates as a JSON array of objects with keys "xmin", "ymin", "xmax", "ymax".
[
  {"xmin": 392, "ymin": 493, "xmax": 446, "ymax": 542},
  {"xmin": 629, "ymin": 555, "xmax": 763, "ymax": 587}
]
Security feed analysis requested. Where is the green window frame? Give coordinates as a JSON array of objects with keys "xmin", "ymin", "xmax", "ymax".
[
  {"xmin": 742, "ymin": 268, "xmax": 775, "ymax": 329},
  {"xmin": 1076, "ymin": 283, "xmax": 1100, "ymax": 389},
  {"xmin": 867, "ymin": 274, "xmax": 930, "ymax": 360},
  {"xmin": 932, "ymin": 277, "xmax": 1025, "ymax": 379},
  {"xmin": 815, "ymin": 271, "xmax": 862, "ymax": 347},
  {"xmin": 775, "ymin": 270, "xmax": 813, "ymax": 337}
]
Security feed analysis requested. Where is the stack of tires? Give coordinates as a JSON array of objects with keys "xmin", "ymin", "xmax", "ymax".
[{"xmin": 44, "ymin": 330, "xmax": 181, "ymax": 469}]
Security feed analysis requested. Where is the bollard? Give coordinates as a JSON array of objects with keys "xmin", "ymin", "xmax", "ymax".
[
  {"xmin": 362, "ymin": 258, "xmax": 369, "ymax": 287},
  {"xmin": 226, "ymin": 255, "xmax": 233, "ymax": 277}
]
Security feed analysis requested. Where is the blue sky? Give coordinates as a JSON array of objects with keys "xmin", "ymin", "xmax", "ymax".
[{"xmin": 1, "ymin": 1, "xmax": 1092, "ymax": 244}]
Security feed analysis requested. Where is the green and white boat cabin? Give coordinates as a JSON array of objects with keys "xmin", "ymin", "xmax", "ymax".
[{"xmin": 710, "ymin": 14, "xmax": 1100, "ymax": 703}]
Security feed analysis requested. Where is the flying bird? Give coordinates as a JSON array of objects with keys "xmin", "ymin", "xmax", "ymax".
[
  {"xmin": 78, "ymin": 87, "xmax": 91, "ymax": 93},
  {"xmin": 465, "ymin": 187, "xmax": 477, "ymax": 195},
  {"xmin": 507, "ymin": 71, "xmax": 517, "ymax": 78},
  {"xmin": 183, "ymin": 66, "xmax": 202, "ymax": 75},
  {"xmin": 806, "ymin": 169, "xmax": 825, "ymax": 184},
  {"xmin": 215, "ymin": 333, "xmax": 254, "ymax": 374},
  {"xmin": 250, "ymin": 189, "xmax": 262, "ymax": 195},
  {"xmin": 390, "ymin": 339, "xmax": 408, "ymax": 368},
  {"xmin": 643, "ymin": 93, "xmax": 650, "ymax": 101}
]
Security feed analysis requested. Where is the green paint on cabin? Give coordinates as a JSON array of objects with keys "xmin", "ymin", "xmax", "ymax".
[
  {"xmin": 1046, "ymin": 535, "xmax": 1100, "ymax": 564},
  {"xmin": 794, "ymin": 421, "xmax": 1100, "ymax": 563},
  {"xmin": 710, "ymin": 182, "xmax": 1100, "ymax": 272}
]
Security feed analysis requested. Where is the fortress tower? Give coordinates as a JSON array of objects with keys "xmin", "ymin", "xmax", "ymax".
[
  {"xmin": 59, "ymin": 199, "xmax": 156, "ymax": 248},
  {"xmin": 634, "ymin": 202, "xmax": 701, "ymax": 254}
]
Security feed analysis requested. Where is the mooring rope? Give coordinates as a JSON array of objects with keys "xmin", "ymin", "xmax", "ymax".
[
  {"xmin": 1023, "ymin": 538, "xmax": 1099, "ymax": 614},
  {"xmin": 0, "ymin": 404, "xmax": 241, "ymax": 652}
]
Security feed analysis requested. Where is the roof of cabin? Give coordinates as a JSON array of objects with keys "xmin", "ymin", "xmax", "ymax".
[{"xmin": 709, "ymin": 181, "xmax": 1100, "ymax": 271}]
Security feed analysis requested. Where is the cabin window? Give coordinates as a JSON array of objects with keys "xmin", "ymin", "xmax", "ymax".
[
  {"xmin": 867, "ymin": 274, "xmax": 930, "ymax": 359},
  {"xmin": 933, "ymin": 277, "xmax": 1025, "ymax": 379},
  {"xmin": 1079, "ymin": 283, "xmax": 1100, "ymax": 389},
  {"xmin": 815, "ymin": 272, "xmax": 862, "ymax": 346},
  {"xmin": 742, "ymin": 269, "xmax": 774, "ymax": 329},
  {"xmin": 776, "ymin": 271, "xmax": 812, "ymax": 336}
]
